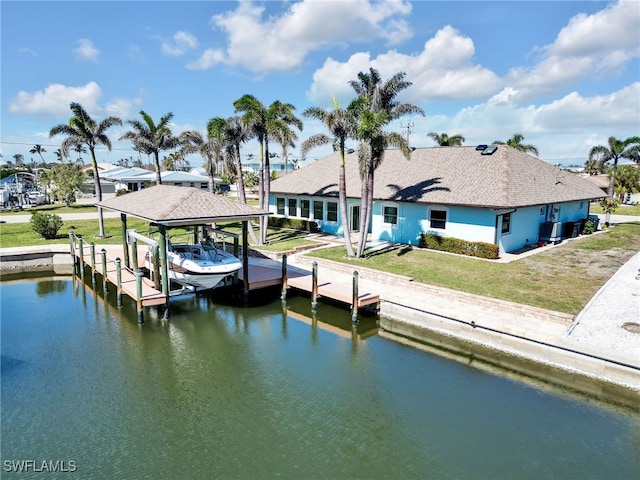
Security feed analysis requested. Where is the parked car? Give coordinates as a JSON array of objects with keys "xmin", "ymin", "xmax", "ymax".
[{"xmin": 216, "ymin": 184, "xmax": 231, "ymax": 195}]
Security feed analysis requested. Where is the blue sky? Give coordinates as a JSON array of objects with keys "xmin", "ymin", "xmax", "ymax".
[{"xmin": 2, "ymin": 0, "xmax": 639, "ymax": 168}]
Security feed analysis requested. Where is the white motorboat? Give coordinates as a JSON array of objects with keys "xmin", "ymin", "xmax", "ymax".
[{"xmin": 164, "ymin": 241, "xmax": 242, "ymax": 290}]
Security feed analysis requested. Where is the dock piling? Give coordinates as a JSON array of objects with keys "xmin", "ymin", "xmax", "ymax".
[
  {"xmin": 135, "ymin": 269, "xmax": 144, "ymax": 324},
  {"xmin": 281, "ymin": 254, "xmax": 288, "ymax": 301},
  {"xmin": 78, "ymin": 236, "xmax": 85, "ymax": 281},
  {"xmin": 351, "ymin": 271, "xmax": 359, "ymax": 323},
  {"xmin": 101, "ymin": 249, "xmax": 108, "ymax": 294},
  {"xmin": 89, "ymin": 243, "xmax": 96, "ymax": 284},
  {"xmin": 311, "ymin": 261, "xmax": 318, "ymax": 311},
  {"xmin": 115, "ymin": 258, "xmax": 123, "ymax": 307}
]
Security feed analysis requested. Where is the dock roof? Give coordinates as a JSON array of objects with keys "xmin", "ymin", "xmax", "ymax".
[{"xmin": 97, "ymin": 185, "xmax": 269, "ymax": 226}]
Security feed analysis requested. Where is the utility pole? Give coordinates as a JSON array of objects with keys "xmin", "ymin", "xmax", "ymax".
[{"xmin": 401, "ymin": 121, "xmax": 414, "ymax": 145}]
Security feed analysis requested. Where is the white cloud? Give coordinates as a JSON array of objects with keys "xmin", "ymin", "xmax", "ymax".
[
  {"xmin": 208, "ymin": 0, "xmax": 413, "ymax": 73},
  {"xmin": 9, "ymin": 82, "xmax": 103, "ymax": 116},
  {"xmin": 74, "ymin": 38, "xmax": 100, "ymax": 62},
  {"xmin": 18, "ymin": 47, "xmax": 38, "ymax": 56},
  {"xmin": 162, "ymin": 30, "xmax": 198, "ymax": 56},
  {"xmin": 104, "ymin": 93, "xmax": 145, "ymax": 119},
  {"xmin": 506, "ymin": 0, "xmax": 640, "ymax": 101},
  {"xmin": 308, "ymin": 26, "xmax": 502, "ymax": 106},
  {"xmin": 128, "ymin": 44, "xmax": 145, "ymax": 62},
  {"xmin": 186, "ymin": 48, "xmax": 225, "ymax": 70}
]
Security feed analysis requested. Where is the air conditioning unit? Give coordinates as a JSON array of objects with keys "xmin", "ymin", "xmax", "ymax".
[{"xmin": 539, "ymin": 222, "xmax": 563, "ymax": 243}]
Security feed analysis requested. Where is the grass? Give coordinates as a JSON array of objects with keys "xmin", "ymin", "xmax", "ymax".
[
  {"xmin": 308, "ymin": 222, "xmax": 640, "ymax": 315},
  {"xmin": 589, "ymin": 202, "xmax": 640, "ymax": 216},
  {"xmin": 3, "ymin": 207, "xmax": 639, "ymax": 315}
]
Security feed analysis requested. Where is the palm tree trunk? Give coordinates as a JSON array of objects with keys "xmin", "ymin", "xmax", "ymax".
[
  {"xmin": 605, "ymin": 160, "xmax": 618, "ymax": 225},
  {"xmin": 154, "ymin": 152, "xmax": 162, "ymax": 185},
  {"xmin": 90, "ymin": 149, "xmax": 106, "ymax": 237},
  {"xmin": 257, "ymin": 142, "xmax": 265, "ymax": 245},
  {"xmin": 235, "ymin": 148, "xmax": 247, "ymax": 204},
  {"xmin": 356, "ymin": 170, "xmax": 369, "ymax": 258},
  {"xmin": 338, "ymin": 157, "xmax": 355, "ymax": 257},
  {"xmin": 262, "ymin": 141, "xmax": 271, "ymax": 245}
]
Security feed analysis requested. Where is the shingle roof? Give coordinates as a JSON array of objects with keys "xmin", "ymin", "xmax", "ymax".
[
  {"xmin": 271, "ymin": 146, "xmax": 605, "ymax": 208},
  {"xmin": 97, "ymin": 185, "xmax": 268, "ymax": 226}
]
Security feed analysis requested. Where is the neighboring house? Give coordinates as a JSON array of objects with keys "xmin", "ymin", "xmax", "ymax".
[
  {"xmin": 101, "ymin": 167, "xmax": 209, "ymax": 191},
  {"xmin": 583, "ymin": 173, "xmax": 640, "ymax": 205},
  {"xmin": 269, "ymin": 146, "xmax": 605, "ymax": 254}
]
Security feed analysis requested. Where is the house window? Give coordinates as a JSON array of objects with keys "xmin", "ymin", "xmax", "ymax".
[
  {"xmin": 383, "ymin": 205, "xmax": 398, "ymax": 225},
  {"xmin": 313, "ymin": 201, "xmax": 324, "ymax": 220},
  {"xmin": 430, "ymin": 209, "xmax": 447, "ymax": 229},
  {"xmin": 327, "ymin": 201, "xmax": 338, "ymax": 222},
  {"xmin": 300, "ymin": 199, "xmax": 310, "ymax": 218},
  {"xmin": 276, "ymin": 197, "xmax": 285, "ymax": 215},
  {"xmin": 288, "ymin": 198, "xmax": 297, "ymax": 216},
  {"xmin": 540, "ymin": 207, "xmax": 545, "ymax": 216},
  {"xmin": 174, "ymin": 182, "xmax": 183, "ymax": 186},
  {"xmin": 501, "ymin": 213, "xmax": 511, "ymax": 235}
]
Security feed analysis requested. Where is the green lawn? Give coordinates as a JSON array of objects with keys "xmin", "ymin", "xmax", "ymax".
[{"xmin": 589, "ymin": 202, "xmax": 640, "ymax": 216}]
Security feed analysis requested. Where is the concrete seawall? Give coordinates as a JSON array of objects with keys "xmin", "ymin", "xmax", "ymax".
[{"xmin": 0, "ymin": 245, "xmax": 74, "ymax": 275}]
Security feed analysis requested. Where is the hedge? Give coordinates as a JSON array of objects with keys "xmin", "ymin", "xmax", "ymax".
[
  {"xmin": 268, "ymin": 217, "xmax": 320, "ymax": 233},
  {"xmin": 418, "ymin": 233, "xmax": 499, "ymax": 259}
]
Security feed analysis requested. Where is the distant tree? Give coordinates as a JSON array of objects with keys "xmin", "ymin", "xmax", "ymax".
[
  {"xmin": 583, "ymin": 158, "xmax": 601, "ymax": 175},
  {"xmin": 493, "ymin": 133, "xmax": 539, "ymax": 156},
  {"xmin": 29, "ymin": 144, "xmax": 47, "ymax": 163},
  {"xmin": 120, "ymin": 111, "xmax": 178, "ymax": 185},
  {"xmin": 13, "ymin": 154, "xmax": 24, "ymax": 166},
  {"xmin": 44, "ymin": 163, "xmax": 86, "ymax": 207},
  {"xmin": 614, "ymin": 165, "xmax": 640, "ymax": 201},
  {"xmin": 224, "ymin": 115, "xmax": 250, "ymax": 204},
  {"xmin": 589, "ymin": 136, "xmax": 640, "ymax": 223},
  {"xmin": 427, "ymin": 132, "xmax": 465, "ymax": 146},
  {"xmin": 49, "ymin": 102, "xmax": 122, "ymax": 236},
  {"xmin": 73, "ymin": 143, "xmax": 87, "ymax": 164}
]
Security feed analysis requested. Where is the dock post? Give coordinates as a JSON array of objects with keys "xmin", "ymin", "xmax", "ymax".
[
  {"xmin": 68, "ymin": 232, "xmax": 75, "ymax": 264},
  {"xmin": 281, "ymin": 254, "xmax": 288, "ymax": 301},
  {"xmin": 351, "ymin": 271, "xmax": 359, "ymax": 323},
  {"xmin": 131, "ymin": 238, "xmax": 138, "ymax": 270},
  {"xmin": 78, "ymin": 236, "xmax": 85, "ymax": 281},
  {"xmin": 115, "ymin": 258, "xmax": 123, "ymax": 307},
  {"xmin": 242, "ymin": 221, "xmax": 249, "ymax": 304},
  {"xmin": 152, "ymin": 245, "xmax": 161, "ymax": 290},
  {"xmin": 311, "ymin": 261, "xmax": 318, "ymax": 311},
  {"xmin": 101, "ymin": 249, "xmax": 108, "ymax": 294},
  {"xmin": 89, "ymin": 243, "xmax": 96, "ymax": 285},
  {"xmin": 233, "ymin": 236, "xmax": 240, "ymax": 285},
  {"xmin": 121, "ymin": 214, "xmax": 130, "ymax": 269},
  {"xmin": 135, "ymin": 269, "xmax": 144, "ymax": 324}
]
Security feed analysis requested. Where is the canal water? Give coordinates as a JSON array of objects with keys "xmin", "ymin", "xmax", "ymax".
[{"xmin": 2, "ymin": 276, "xmax": 639, "ymax": 479}]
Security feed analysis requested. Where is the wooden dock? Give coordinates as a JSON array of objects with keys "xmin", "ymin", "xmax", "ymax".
[{"xmin": 71, "ymin": 236, "xmax": 379, "ymax": 322}]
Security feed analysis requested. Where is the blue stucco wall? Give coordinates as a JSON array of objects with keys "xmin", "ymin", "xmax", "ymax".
[{"xmin": 269, "ymin": 194, "xmax": 593, "ymax": 254}]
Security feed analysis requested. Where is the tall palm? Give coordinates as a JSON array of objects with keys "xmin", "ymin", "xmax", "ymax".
[
  {"xmin": 234, "ymin": 95, "xmax": 302, "ymax": 243},
  {"xmin": 493, "ymin": 133, "xmax": 539, "ymax": 156},
  {"xmin": 201, "ymin": 117, "xmax": 227, "ymax": 193},
  {"xmin": 49, "ymin": 102, "xmax": 122, "ymax": 237},
  {"xmin": 349, "ymin": 68, "xmax": 424, "ymax": 257},
  {"xmin": 120, "ymin": 111, "xmax": 178, "ymax": 185},
  {"xmin": 30, "ymin": 144, "xmax": 47, "ymax": 164},
  {"xmin": 589, "ymin": 135, "xmax": 640, "ymax": 223},
  {"xmin": 302, "ymin": 97, "xmax": 363, "ymax": 257},
  {"xmin": 427, "ymin": 132, "xmax": 465, "ymax": 146},
  {"xmin": 224, "ymin": 116, "xmax": 250, "ymax": 204}
]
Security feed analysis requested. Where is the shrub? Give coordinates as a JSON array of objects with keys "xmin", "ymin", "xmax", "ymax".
[
  {"xmin": 116, "ymin": 189, "xmax": 130, "ymax": 196},
  {"xmin": 31, "ymin": 211, "xmax": 64, "ymax": 239},
  {"xmin": 268, "ymin": 217, "xmax": 320, "ymax": 233},
  {"xmin": 582, "ymin": 218, "xmax": 595, "ymax": 235},
  {"xmin": 418, "ymin": 233, "xmax": 499, "ymax": 259}
]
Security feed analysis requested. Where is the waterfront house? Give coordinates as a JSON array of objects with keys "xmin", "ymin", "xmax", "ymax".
[
  {"xmin": 268, "ymin": 146, "xmax": 605, "ymax": 254},
  {"xmin": 101, "ymin": 167, "xmax": 209, "ymax": 192}
]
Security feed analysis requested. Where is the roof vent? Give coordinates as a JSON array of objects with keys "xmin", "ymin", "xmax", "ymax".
[
  {"xmin": 481, "ymin": 146, "xmax": 498, "ymax": 155},
  {"xmin": 476, "ymin": 144, "xmax": 487, "ymax": 150}
]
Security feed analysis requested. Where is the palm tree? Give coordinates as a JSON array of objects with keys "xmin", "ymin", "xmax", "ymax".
[
  {"xmin": 201, "ymin": 117, "xmax": 227, "ymax": 193},
  {"xmin": 493, "ymin": 133, "xmax": 539, "ymax": 156},
  {"xmin": 589, "ymin": 135, "xmax": 640, "ymax": 223},
  {"xmin": 120, "ymin": 111, "xmax": 178, "ymax": 185},
  {"xmin": 29, "ymin": 144, "xmax": 47, "ymax": 164},
  {"xmin": 427, "ymin": 132, "xmax": 465, "ymax": 146},
  {"xmin": 349, "ymin": 68, "xmax": 424, "ymax": 257},
  {"xmin": 224, "ymin": 116, "xmax": 250, "ymax": 204},
  {"xmin": 234, "ymin": 95, "xmax": 303, "ymax": 243},
  {"xmin": 73, "ymin": 144, "xmax": 87, "ymax": 164},
  {"xmin": 49, "ymin": 102, "xmax": 122, "ymax": 237},
  {"xmin": 302, "ymin": 97, "xmax": 363, "ymax": 257}
]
